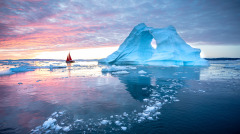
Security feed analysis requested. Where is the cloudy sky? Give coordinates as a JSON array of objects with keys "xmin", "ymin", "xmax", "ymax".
[{"xmin": 0, "ymin": 0, "xmax": 240, "ymax": 59}]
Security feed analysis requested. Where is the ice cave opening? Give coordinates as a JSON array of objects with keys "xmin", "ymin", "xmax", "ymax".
[{"xmin": 151, "ymin": 39, "xmax": 157, "ymax": 49}]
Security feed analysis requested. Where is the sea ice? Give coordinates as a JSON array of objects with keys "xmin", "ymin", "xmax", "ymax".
[
  {"xmin": 42, "ymin": 118, "xmax": 56, "ymax": 129},
  {"xmin": 147, "ymin": 117, "xmax": 153, "ymax": 120},
  {"xmin": 115, "ymin": 121, "xmax": 122, "ymax": 126},
  {"xmin": 55, "ymin": 124, "xmax": 62, "ymax": 131},
  {"xmin": 144, "ymin": 106, "xmax": 156, "ymax": 113},
  {"xmin": 10, "ymin": 66, "xmax": 34, "ymax": 72},
  {"xmin": 100, "ymin": 120, "xmax": 109, "ymax": 125},
  {"xmin": 102, "ymin": 65, "xmax": 136, "ymax": 72},
  {"xmin": 138, "ymin": 70, "xmax": 147, "ymax": 74},
  {"xmin": 62, "ymin": 126, "xmax": 70, "ymax": 132},
  {"xmin": 123, "ymin": 112, "xmax": 128, "ymax": 117},
  {"xmin": 0, "ymin": 69, "xmax": 13, "ymax": 76},
  {"xmin": 121, "ymin": 126, "xmax": 127, "ymax": 131},
  {"xmin": 99, "ymin": 23, "xmax": 208, "ymax": 66},
  {"xmin": 112, "ymin": 71, "xmax": 129, "ymax": 75}
]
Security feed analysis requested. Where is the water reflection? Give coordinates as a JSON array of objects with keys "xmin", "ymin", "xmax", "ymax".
[
  {"xmin": 67, "ymin": 63, "xmax": 72, "ymax": 77},
  {"xmin": 110, "ymin": 66, "xmax": 201, "ymax": 101}
]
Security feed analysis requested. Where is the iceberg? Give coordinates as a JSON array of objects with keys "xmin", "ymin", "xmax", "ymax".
[{"xmin": 99, "ymin": 23, "xmax": 208, "ymax": 66}]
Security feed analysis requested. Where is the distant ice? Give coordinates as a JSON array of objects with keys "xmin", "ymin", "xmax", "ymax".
[
  {"xmin": 112, "ymin": 71, "xmax": 129, "ymax": 75},
  {"xmin": 224, "ymin": 64, "xmax": 240, "ymax": 70},
  {"xmin": 0, "ymin": 69, "xmax": 13, "ymax": 76},
  {"xmin": 10, "ymin": 66, "xmax": 34, "ymax": 72},
  {"xmin": 138, "ymin": 70, "xmax": 147, "ymax": 74},
  {"xmin": 102, "ymin": 65, "xmax": 136, "ymax": 72}
]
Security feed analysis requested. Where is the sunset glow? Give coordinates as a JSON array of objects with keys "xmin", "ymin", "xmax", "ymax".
[
  {"xmin": 34, "ymin": 46, "xmax": 119, "ymax": 60},
  {"xmin": 1, "ymin": 0, "xmax": 240, "ymax": 60}
]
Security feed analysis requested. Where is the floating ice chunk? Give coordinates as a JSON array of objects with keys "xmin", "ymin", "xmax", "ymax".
[
  {"xmin": 142, "ymin": 112, "xmax": 150, "ymax": 117},
  {"xmin": 145, "ymin": 106, "xmax": 156, "ymax": 113},
  {"xmin": 43, "ymin": 118, "xmax": 56, "ymax": 129},
  {"xmin": 55, "ymin": 124, "xmax": 62, "ymax": 131},
  {"xmin": 138, "ymin": 70, "xmax": 147, "ymax": 74},
  {"xmin": 147, "ymin": 117, "xmax": 153, "ymax": 120},
  {"xmin": 115, "ymin": 121, "xmax": 122, "ymax": 126},
  {"xmin": 142, "ymin": 87, "xmax": 147, "ymax": 90},
  {"xmin": 18, "ymin": 82, "xmax": 23, "ymax": 85},
  {"xmin": 102, "ymin": 65, "xmax": 136, "ymax": 72},
  {"xmin": 112, "ymin": 71, "xmax": 129, "ymax": 75},
  {"xmin": 198, "ymin": 90, "xmax": 206, "ymax": 93},
  {"xmin": 155, "ymin": 102, "xmax": 162, "ymax": 107},
  {"xmin": 75, "ymin": 119, "xmax": 83, "ymax": 122},
  {"xmin": 0, "ymin": 69, "xmax": 13, "ymax": 76},
  {"xmin": 49, "ymin": 64, "xmax": 66, "ymax": 69},
  {"xmin": 143, "ymin": 99, "xmax": 149, "ymax": 102},
  {"xmin": 10, "ymin": 66, "xmax": 34, "ymax": 72},
  {"xmin": 58, "ymin": 111, "xmax": 64, "ymax": 115},
  {"xmin": 100, "ymin": 120, "xmax": 109, "ymax": 125},
  {"xmin": 153, "ymin": 112, "xmax": 161, "ymax": 116},
  {"xmin": 36, "ymin": 80, "xmax": 42, "ymax": 82},
  {"xmin": 123, "ymin": 112, "xmax": 128, "ymax": 117},
  {"xmin": 121, "ymin": 126, "xmax": 127, "ymax": 131},
  {"xmin": 62, "ymin": 126, "xmax": 70, "ymax": 132}
]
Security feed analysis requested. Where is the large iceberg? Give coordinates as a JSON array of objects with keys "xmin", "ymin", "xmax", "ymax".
[{"xmin": 99, "ymin": 23, "xmax": 208, "ymax": 66}]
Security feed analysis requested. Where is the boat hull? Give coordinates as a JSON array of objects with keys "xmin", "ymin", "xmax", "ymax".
[{"xmin": 66, "ymin": 60, "xmax": 75, "ymax": 63}]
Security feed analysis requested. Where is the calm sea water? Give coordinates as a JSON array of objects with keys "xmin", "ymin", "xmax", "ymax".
[{"xmin": 0, "ymin": 60, "xmax": 240, "ymax": 133}]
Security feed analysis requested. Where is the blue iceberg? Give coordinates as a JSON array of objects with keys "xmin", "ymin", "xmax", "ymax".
[{"xmin": 99, "ymin": 23, "xmax": 208, "ymax": 66}]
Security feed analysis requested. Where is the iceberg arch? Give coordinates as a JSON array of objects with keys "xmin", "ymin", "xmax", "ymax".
[{"xmin": 99, "ymin": 23, "xmax": 208, "ymax": 66}]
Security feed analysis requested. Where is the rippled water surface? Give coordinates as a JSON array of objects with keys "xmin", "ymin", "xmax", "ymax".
[{"xmin": 0, "ymin": 60, "xmax": 240, "ymax": 133}]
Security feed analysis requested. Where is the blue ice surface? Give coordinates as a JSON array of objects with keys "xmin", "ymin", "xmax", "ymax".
[{"xmin": 99, "ymin": 23, "xmax": 208, "ymax": 66}]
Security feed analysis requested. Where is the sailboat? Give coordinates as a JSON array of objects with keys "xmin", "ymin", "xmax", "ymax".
[{"xmin": 66, "ymin": 52, "xmax": 75, "ymax": 63}]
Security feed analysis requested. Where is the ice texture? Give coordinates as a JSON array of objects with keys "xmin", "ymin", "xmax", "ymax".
[
  {"xmin": 42, "ymin": 118, "xmax": 56, "ymax": 129},
  {"xmin": 121, "ymin": 126, "xmax": 127, "ymax": 131},
  {"xmin": 100, "ymin": 120, "xmax": 109, "ymax": 125},
  {"xmin": 112, "ymin": 71, "xmax": 130, "ymax": 75},
  {"xmin": 138, "ymin": 70, "xmax": 147, "ymax": 74},
  {"xmin": 99, "ymin": 23, "xmax": 208, "ymax": 66},
  {"xmin": 102, "ymin": 65, "xmax": 136, "ymax": 72}
]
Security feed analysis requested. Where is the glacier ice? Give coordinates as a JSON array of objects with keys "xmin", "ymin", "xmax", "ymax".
[{"xmin": 99, "ymin": 23, "xmax": 208, "ymax": 66}]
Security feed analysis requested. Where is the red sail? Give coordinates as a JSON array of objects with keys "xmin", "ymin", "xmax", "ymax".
[
  {"xmin": 69, "ymin": 53, "xmax": 72, "ymax": 61},
  {"xmin": 66, "ymin": 52, "xmax": 72, "ymax": 61}
]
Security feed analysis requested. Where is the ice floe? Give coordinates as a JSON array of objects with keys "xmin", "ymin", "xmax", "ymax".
[
  {"xmin": 112, "ymin": 71, "xmax": 130, "ymax": 75},
  {"xmin": 102, "ymin": 65, "xmax": 137, "ymax": 72},
  {"xmin": 138, "ymin": 70, "xmax": 147, "ymax": 74}
]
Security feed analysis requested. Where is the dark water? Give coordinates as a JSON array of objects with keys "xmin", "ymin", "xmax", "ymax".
[{"xmin": 0, "ymin": 60, "xmax": 240, "ymax": 133}]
